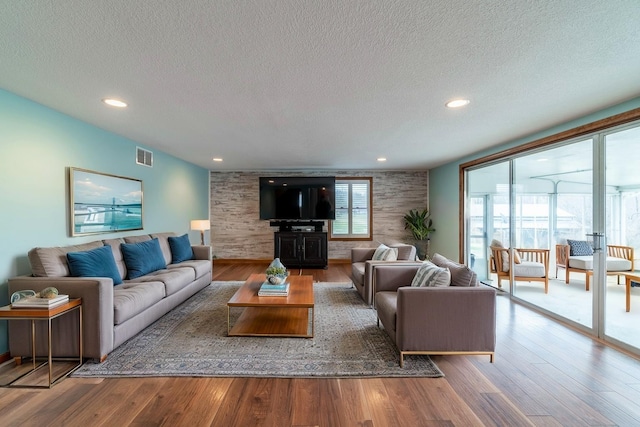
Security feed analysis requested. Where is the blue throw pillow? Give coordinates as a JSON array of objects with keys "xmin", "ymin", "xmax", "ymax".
[
  {"xmin": 168, "ymin": 233, "xmax": 194, "ymax": 263},
  {"xmin": 121, "ymin": 238, "xmax": 167, "ymax": 279},
  {"xmin": 67, "ymin": 245, "xmax": 123, "ymax": 285},
  {"xmin": 567, "ymin": 239, "xmax": 594, "ymax": 256}
]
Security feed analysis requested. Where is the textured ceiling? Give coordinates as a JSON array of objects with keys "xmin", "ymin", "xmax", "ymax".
[{"xmin": 1, "ymin": 1, "xmax": 640, "ymax": 171}]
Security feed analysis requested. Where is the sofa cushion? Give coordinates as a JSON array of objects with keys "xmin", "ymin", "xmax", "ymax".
[
  {"xmin": 121, "ymin": 238, "xmax": 167, "ymax": 279},
  {"xmin": 66, "ymin": 245, "xmax": 123, "ymax": 285},
  {"xmin": 113, "ymin": 281, "xmax": 166, "ymax": 325},
  {"xmin": 28, "ymin": 240, "xmax": 104, "ymax": 277},
  {"xmin": 168, "ymin": 234, "xmax": 194, "ymax": 263},
  {"xmin": 390, "ymin": 244, "xmax": 416, "ymax": 261},
  {"xmin": 123, "ymin": 234, "xmax": 151, "ymax": 244},
  {"xmin": 167, "ymin": 259, "xmax": 210, "ymax": 279},
  {"xmin": 410, "ymin": 261, "xmax": 451, "ymax": 287},
  {"xmin": 431, "ymin": 253, "xmax": 477, "ymax": 287},
  {"xmin": 567, "ymin": 239, "xmax": 594, "ymax": 256},
  {"xmin": 127, "ymin": 267, "xmax": 196, "ymax": 296},
  {"xmin": 372, "ymin": 244, "xmax": 398, "ymax": 261},
  {"xmin": 569, "ymin": 256, "xmax": 632, "ymax": 271},
  {"xmin": 490, "ymin": 239, "xmax": 521, "ymax": 269},
  {"xmin": 102, "ymin": 238, "xmax": 127, "ymax": 280},
  {"xmin": 151, "ymin": 232, "xmax": 177, "ymax": 265},
  {"xmin": 513, "ymin": 261, "xmax": 547, "ymax": 278}
]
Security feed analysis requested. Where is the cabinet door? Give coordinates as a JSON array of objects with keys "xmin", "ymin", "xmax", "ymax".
[
  {"xmin": 301, "ymin": 233, "xmax": 327, "ymax": 266},
  {"xmin": 275, "ymin": 233, "xmax": 299, "ymax": 266}
]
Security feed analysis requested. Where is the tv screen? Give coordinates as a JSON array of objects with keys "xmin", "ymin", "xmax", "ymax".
[{"xmin": 259, "ymin": 177, "xmax": 336, "ymax": 220}]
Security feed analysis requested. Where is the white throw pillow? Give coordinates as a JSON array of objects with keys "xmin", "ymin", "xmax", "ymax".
[
  {"xmin": 372, "ymin": 244, "xmax": 398, "ymax": 261},
  {"xmin": 411, "ymin": 261, "xmax": 451, "ymax": 287}
]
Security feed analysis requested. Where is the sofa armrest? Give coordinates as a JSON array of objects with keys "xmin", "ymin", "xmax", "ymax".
[
  {"xmin": 396, "ymin": 286, "xmax": 496, "ymax": 352},
  {"xmin": 373, "ymin": 264, "xmax": 422, "ymax": 293},
  {"xmin": 351, "ymin": 248, "xmax": 376, "ymax": 263},
  {"xmin": 192, "ymin": 245, "xmax": 212, "ymax": 261},
  {"xmin": 8, "ymin": 276, "xmax": 115, "ymax": 360}
]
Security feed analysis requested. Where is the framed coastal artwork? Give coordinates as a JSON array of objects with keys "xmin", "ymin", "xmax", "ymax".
[{"xmin": 69, "ymin": 167, "xmax": 143, "ymax": 236}]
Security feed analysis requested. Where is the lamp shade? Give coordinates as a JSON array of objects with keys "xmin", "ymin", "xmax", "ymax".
[{"xmin": 190, "ymin": 220, "xmax": 210, "ymax": 231}]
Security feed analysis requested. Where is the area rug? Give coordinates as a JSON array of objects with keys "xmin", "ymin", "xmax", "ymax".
[{"xmin": 72, "ymin": 281, "xmax": 443, "ymax": 378}]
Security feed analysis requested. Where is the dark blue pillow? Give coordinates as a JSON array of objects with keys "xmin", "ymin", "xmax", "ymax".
[
  {"xmin": 567, "ymin": 239, "xmax": 594, "ymax": 256},
  {"xmin": 67, "ymin": 245, "xmax": 123, "ymax": 285},
  {"xmin": 121, "ymin": 238, "xmax": 167, "ymax": 279},
  {"xmin": 168, "ymin": 233, "xmax": 194, "ymax": 264}
]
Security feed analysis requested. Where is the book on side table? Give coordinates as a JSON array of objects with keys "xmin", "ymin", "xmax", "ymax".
[
  {"xmin": 258, "ymin": 282, "xmax": 290, "ymax": 297},
  {"xmin": 11, "ymin": 294, "xmax": 70, "ymax": 309}
]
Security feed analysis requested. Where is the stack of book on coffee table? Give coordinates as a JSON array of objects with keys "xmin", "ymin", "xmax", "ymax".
[
  {"xmin": 258, "ymin": 282, "xmax": 290, "ymax": 297},
  {"xmin": 12, "ymin": 294, "xmax": 70, "ymax": 309}
]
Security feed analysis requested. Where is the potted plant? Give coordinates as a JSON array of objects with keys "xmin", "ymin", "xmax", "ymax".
[{"xmin": 403, "ymin": 208, "xmax": 435, "ymax": 260}]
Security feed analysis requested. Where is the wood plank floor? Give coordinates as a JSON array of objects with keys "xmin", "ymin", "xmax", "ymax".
[{"xmin": 1, "ymin": 262, "xmax": 639, "ymax": 426}]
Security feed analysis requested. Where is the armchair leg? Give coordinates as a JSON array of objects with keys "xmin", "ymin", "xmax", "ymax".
[{"xmin": 400, "ymin": 352, "xmax": 404, "ymax": 368}]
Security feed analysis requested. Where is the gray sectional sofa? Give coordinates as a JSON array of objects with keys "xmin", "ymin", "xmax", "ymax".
[{"xmin": 8, "ymin": 232, "xmax": 212, "ymax": 362}]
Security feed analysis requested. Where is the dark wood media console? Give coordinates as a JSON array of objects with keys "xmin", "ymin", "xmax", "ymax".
[{"xmin": 274, "ymin": 231, "xmax": 328, "ymax": 269}]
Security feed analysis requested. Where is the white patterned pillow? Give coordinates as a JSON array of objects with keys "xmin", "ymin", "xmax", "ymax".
[
  {"xmin": 372, "ymin": 244, "xmax": 398, "ymax": 261},
  {"xmin": 411, "ymin": 261, "xmax": 451, "ymax": 287}
]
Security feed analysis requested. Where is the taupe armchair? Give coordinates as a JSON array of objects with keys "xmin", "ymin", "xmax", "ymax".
[
  {"xmin": 373, "ymin": 263, "xmax": 496, "ymax": 367},
  {"xmin": 489, "ymin": 247, "xmax": 550, "ymax": 293},
  {"xmin": 350, "ymin": 244, "xmax": 420, "ymax": 305}
]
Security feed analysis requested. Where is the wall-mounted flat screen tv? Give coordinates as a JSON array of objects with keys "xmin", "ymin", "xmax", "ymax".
[{"xmin": 259, "ymin": 176, "xmax": 336, "ymax": 220}]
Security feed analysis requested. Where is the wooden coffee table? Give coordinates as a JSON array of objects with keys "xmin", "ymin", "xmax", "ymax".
[{"xmin": 227, "ymin": 274, "xmax": 314, "ymax": 338}]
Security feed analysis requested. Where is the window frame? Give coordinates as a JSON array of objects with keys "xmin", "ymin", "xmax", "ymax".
[{"xmin": 329, "ymin": 177, "xmax": 373, "ymax": 241}]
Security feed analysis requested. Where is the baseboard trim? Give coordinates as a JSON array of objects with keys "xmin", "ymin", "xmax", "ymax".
[{"xmin": 0, "ymin": 352, "xmax": 10, "ymax": 364}]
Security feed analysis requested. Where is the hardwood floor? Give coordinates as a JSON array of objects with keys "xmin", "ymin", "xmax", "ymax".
[{"xmin": 1, "ymin": 263, "xmax": 640, "ymax": 426}]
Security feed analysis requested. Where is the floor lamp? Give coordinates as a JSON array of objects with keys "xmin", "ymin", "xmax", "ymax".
[{"xmin": 190, "ymin": 220, "xmax": 210, "ymax": 245}]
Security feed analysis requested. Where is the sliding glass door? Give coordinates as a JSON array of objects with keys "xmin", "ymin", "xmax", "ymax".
[
  {"xmin": 602, "ymin": 124, "xmax": 640, "ymax": 351},
  {"xmin": 463, "ymin": 118, "xmax": 640, "ymax": 355}
]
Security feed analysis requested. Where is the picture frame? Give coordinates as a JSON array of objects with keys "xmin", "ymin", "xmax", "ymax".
[{"xmin": 69, "ymin": 167, "xmax": 143, "ymax": 236}]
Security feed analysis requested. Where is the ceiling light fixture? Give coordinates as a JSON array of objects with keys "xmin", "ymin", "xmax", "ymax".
[
  {"xmin": 212, "ymin": 158, "xmax": 223, "ymax": 162},
  {"xmin": 102, "ymin": 98, "xmax": 128, "ymax": 108},
  {"xmin": 377, "ymin": 157, "xmax": 387, "ymax": 162},
  {"xmin": 445, "ymin": 99, "xmax": 470, "ymax": 108}
]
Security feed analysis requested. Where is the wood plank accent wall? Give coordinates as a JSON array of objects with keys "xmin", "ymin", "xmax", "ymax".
[{"xmin": 210, "ymin": 170, "xmax": 429, "ymax": 260}]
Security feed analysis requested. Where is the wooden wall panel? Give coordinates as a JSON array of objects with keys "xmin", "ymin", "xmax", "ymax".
[{"xmin": 210, "ymin": 170, "xmax": 429, "ymax": 260}]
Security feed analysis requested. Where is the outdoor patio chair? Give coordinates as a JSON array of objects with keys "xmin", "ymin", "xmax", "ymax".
[
  {"xmin": 555, "ymin": 243, "xmax": 634, "ymax": 291},
  {"xmin": 489, "ymin": 246, "xmax": 550, "ymax": 293}
]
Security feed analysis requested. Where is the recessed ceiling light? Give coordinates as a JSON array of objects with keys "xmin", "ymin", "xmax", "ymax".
[
  {"xmin": 377, "ymin": 157, "xmax": 387, "ymax": 162},
  {"xmin": 445, "ymin": 99, "xmax": 470, "ymax": 108},
  {"xmin": 102, "ymin": 98, "xmax": 128, "ymax": 108},
  {"xmin": 212, "ymin": 158, "xmax": 223, "ymax": 162}
]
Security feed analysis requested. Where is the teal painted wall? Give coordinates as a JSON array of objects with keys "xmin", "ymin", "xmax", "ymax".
[
  {"xmin": 0, "ymin": 89, "xmax": 210, "ymax": 354},
  {"xmin": 429, "ymin": 96, "xmax": 640, "ymax": 261}
]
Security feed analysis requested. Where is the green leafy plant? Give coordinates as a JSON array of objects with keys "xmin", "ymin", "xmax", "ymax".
[
  {"xmin": 404, "ymin": 208, "xmax": 435, "ymax": 259},
  {"xmin": 403, "ymin": 208, "xmax": 435, "ymax": 241},
  {"xmin": 266, "ymin": 266, "xmax": 287, "ymax": 276}
]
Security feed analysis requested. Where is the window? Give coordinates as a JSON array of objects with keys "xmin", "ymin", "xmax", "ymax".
[{"xmin": 330, "ymin": 178, "xmax": 372, "ymax": 240}]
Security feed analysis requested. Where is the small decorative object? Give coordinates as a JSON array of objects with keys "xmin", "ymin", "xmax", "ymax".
[
  {"xmin": 39, "ymin": 287, "xmax": 60, "ymax": 299},
  {"xmin": 10, "ymin": 290, "xmax": 36, "ymax": 303},
  {"xmin": 265, "ymin": 258, "xmax": 288, "ymax": 285}
]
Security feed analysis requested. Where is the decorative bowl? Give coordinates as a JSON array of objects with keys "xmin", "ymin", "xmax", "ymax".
[{"xmin": 266, "ymin": 274, "xmax": 287, "ymax": 285}]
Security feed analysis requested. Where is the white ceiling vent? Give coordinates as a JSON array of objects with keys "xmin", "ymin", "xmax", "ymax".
[{"xmin": 136, "ymin": 147, "xmax": 153, "ymax": 167}]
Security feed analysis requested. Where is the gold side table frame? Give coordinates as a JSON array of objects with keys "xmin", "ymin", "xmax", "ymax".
[{"xmin": 0, "ymin": 299, "xmax": 83, "ymax": 388}]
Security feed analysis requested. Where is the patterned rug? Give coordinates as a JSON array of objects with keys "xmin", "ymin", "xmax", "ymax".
[{"xmin": 72, "ymin": 281, "xmax": 443, "ymax": 378}]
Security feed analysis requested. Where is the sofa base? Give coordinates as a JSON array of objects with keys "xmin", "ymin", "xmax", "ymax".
[{"xmin": 399, "ymin": 350, "xmax": 495, "ymax": 368}]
